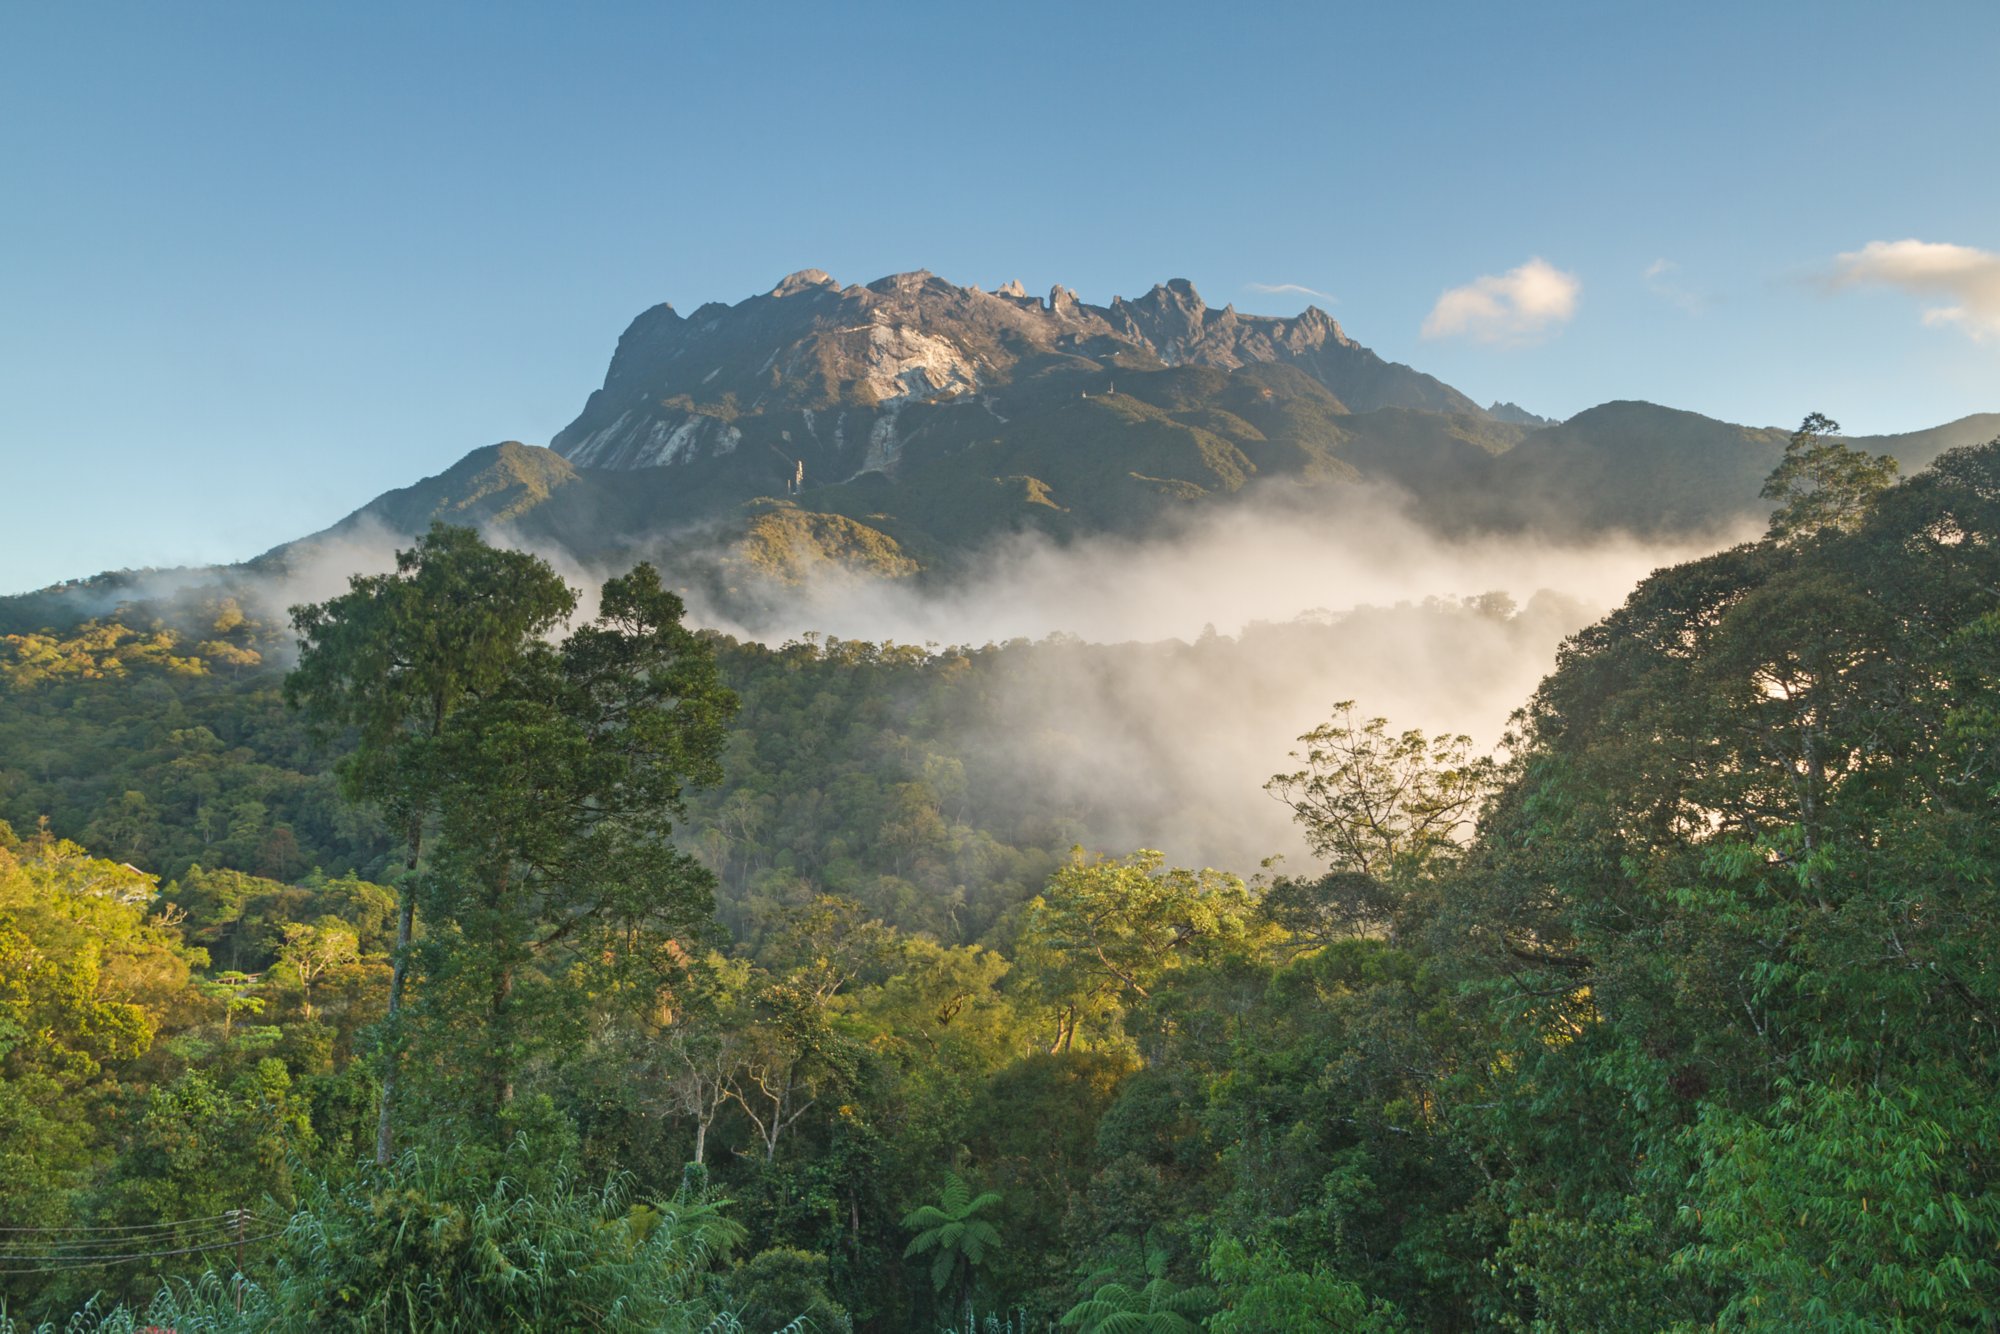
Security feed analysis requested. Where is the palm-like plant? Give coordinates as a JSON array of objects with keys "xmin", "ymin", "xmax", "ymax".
[
  {"xmin": 1061, "ymin": 1248, "xmax": 1213, "ymax": 1334},
  {"xmin": 901, "ymin": 1172, "xmax": 1003, "ymax": 1317}
]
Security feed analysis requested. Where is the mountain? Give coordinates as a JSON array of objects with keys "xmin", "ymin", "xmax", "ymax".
[
  {"xmin": 494, "ymin": 269, "xmax": 1999, "ymax": 558},
  {"xmin": 7, "ymin": 268, "xmax": 1997, "ymax": 629},
  {"xmin": 550, "ymin": 269, "xmax": 1481, "ymax": 476},
  {"xmin": 277, "ymin": 269, "xmax": 1516, "ymax": 585}
]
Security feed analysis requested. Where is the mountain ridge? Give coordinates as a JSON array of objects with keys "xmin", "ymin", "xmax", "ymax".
[
  {"xmin": 550, "ymin": 269, "xmax": 1483, "ymax": 476},
  {"xmin": 6, "ymin": 266, "xmax": 1998, "ymax": 625}
]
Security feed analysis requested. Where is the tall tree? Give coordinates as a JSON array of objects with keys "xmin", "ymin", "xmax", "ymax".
[
  {"xmin": 406, "ymin": 561, "xmax": 737, "ymax": 1139},
  {"xmin": 1266, "ymin": 702, "xmax": 1494, "ymax": 880},
  {"xmin": 1760, "ymin": 411, "xmax": 1898, "ymax": 540},
  {"xmin": 1262, "ymin": 702, "xmax": 1498, "ymax": 950},
  {"xmin": 285, "ymin": 523, "xmax": 578, "ymax": 1160},
  {"xmin": 1016, "ymin": 851, "xmax": 1254, "ymax": 1053}
]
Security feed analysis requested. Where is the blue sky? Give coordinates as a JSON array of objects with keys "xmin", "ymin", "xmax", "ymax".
[{"xmin": 3, "ymin": 0, "xmax": 1997, "ymax": 593}]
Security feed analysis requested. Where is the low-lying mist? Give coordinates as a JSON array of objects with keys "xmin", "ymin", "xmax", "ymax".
[
  {"xmin": 48, "ymin": 487, "xmax": 1744, "ymax": 882},
  {"xmin": 669, "ymin": 489, "xmax": 1745, "ymax": 876},
  {"xmin": 694, "ymin": 487, "xmax": 1727, "ymax": 650}
]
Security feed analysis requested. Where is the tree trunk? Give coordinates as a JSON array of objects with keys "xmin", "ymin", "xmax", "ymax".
[
  {"xmin": 494, "ymin": 960, "xmax": 516, "ymax": 1122},
  {"xmin": 1051, "ymin": 1005, "xmax": 1078, "ymax": 1054},
  {"xmin": 374, "ymin": 827, "xmax": 422, "ymax": 1165}
]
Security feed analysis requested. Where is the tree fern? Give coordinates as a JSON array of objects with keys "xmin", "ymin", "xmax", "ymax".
[
  {"xmin": 901, "ymin": 1172, "xmax": 1004, "ymax": 1314},
  {"xmin": 1060, "ymin": 1248, "xmax": 1212, "ymax": 1334}
]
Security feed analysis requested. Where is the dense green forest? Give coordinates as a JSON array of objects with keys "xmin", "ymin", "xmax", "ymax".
[{"xmin": 1, "ymin": 424, "xmax": 1995, "ymax": 1330}]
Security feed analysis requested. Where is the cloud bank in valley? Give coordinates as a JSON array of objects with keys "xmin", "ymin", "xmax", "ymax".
[
  {"xmin": 691, "ymin": 485, "xmax": 1716, "ymax": 653},
  {"xmin": 669, "ymin": 487, "xmax": 1745, "ymax": 875}
]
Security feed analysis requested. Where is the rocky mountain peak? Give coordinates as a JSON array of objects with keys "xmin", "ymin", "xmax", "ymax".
[
  {"xmin": 1117, "ymin": 278, "xmax": 1206, "ymax": 311},
  {"xmin": 771, "ymin": 268, "xmax": 837, "ymax": 297},
  {"xmin": 1293, "ymin": 304, "xmax": 1349, "ymax": 344},
  {"xmin": 868, "ymin": 270, "xmax": 940, "ymax": 295},
  {"xmin": 551, "ymin": 267, "xmax": 1487, "ymax": 470},
  {"xmin": 1108, "ymin": 280, "xmax": 1215, "ymax": 362}
]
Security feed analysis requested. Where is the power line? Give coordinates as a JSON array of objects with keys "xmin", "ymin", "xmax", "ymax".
[
  {"xmin": 0, "ymin": 1221, "xmax": 274, "ymax": 1255},
  {"xmin": 0, "ymin": 1230, "xmax": 285, "ymax": 1275},
  {"xmin": 0, "ymin": 1216, "xmax": 272, "ymax": 1240},
  {"xmin": 0, "ymin": 1215, "xmax": 276, "ymax": 1246},
  {"xmin": 0, "ymin": 1211, "xmax": 282, "ymax": 1268},
  {"xmin": 0, "ymin": 1211, "xmax": 254, "ymax": 1234}
]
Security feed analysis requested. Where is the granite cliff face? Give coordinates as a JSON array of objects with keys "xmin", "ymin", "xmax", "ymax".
[{"xmin": 551, "ymin": 269, "xmax": 1480, "ymax": 475}]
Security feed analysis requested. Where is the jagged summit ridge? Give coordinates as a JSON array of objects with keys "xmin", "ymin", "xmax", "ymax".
[{"xmin": 552, "ymin": 268, "xmax": 1479, "ymax": 470}]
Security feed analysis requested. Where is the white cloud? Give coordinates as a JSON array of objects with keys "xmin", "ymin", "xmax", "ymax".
[
  {"xmin": 1421, "ymin": 258, "xmax": 1580, "ymax": 343},
  {"xmin": 1246, "ymin": 281, "xmax": 1337, "ymax": 302},
  {"xmin": 1830, "ymin": 238, "xmax": 2000, "ymax": 340}
]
